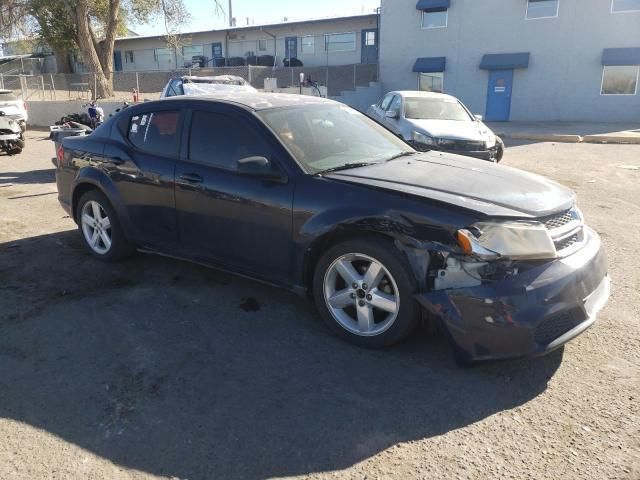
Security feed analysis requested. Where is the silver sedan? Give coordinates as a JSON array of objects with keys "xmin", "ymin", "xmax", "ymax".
[{"xmin": 367, "ymin": 91, "xmax": 504, "ymax": 162}]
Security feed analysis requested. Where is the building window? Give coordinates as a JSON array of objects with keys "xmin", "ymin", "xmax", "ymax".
[
  {"xmin": 124, "ymin": 50, "xmax": 134, "ymax": 64},
  {"xmin": 258, "ymin": 39, "xmax": 267, "ymax": 51},
  {"xmin": 418, "ymin": 72, "xmax": 444, "ymax": 93},
  {"xmin": 365, "ymin": 31, "xmax": 376, "ymax": 46},
  {"xmin": 325, "ymin": 32, "xmax": 356, "ymax": 52},
  {"xmin": 155, "ymin": 48, "xmax": 174, "ymax": 67},
  {"xmin": 601, "ymin": 65, "xmax": 639, "ymax": 95},
  {"xmin": 421, "ymin": 8, "xmax": 448, "ymax": 28},
  {"xmin": 301, "ymin": 36, "xmax": 315, "ymax": 54},
  {"xmin": 526, "ymin": 0, "xmax": 559, "ymax": 19},
  {"xmin": 182, "ymin": 45, "xmax": 204, "ymax": 60},
  {"xmin": 612, "ymin": 0, "xmax": 640, "ymax": 12}
]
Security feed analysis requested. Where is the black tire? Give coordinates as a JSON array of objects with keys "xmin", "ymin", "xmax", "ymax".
[
  {"xmin": 495, "ymin": 137, "xmax": 505, "ymax": 163},
  {"xmin": 313, "ymin": 236, "xmax": 420, "ymax": 348},
  {"xmin": 76, "ymin": 189, "xmax": 134, "ymax": 262}
]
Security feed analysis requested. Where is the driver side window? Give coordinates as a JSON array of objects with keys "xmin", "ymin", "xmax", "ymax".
[
  {"xmin": 388, "ymin": 95, "xmax": 402, "ymax": 116},
  {"xmin": 380, "ymin": 94, "xmax": 395, "ymax": 111},
  {"xmin": 188, "ymin": 110, "xmax": 274, "ymax": 172},
  {"xmin": 166, "ymin": 79, "xmax": 183, "ymax": 97}
]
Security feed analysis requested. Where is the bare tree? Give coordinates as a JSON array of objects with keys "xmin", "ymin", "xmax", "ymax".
[{"xmin": 1, "ymin": 0, "xmax": 224, "ymax": 97}]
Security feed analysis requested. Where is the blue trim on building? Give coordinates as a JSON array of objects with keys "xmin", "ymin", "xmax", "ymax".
[
  {"xmin": 480, "ymin": 53, "xmax": 530, "ymax": 70},
  {"xmin": 413, "ymin": 57, "xmax": 446, "ymax": 73},
  {"xmin": 416, "ymin": 0, "xmax": 450, "ymax": 10},
  {"xmin": 601, "ymin": 48, "xmax": 640, "ymax": 66}
]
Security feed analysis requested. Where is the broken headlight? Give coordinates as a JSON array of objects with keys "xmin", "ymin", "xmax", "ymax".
[{"xmin": 456, "ymin": 221, "xmax": 556, "ymax": 260}]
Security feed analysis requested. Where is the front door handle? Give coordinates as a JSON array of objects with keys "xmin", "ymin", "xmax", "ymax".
[{"xmin": 178, "ymin": 173, "xmax": 203, "ymax": 184}]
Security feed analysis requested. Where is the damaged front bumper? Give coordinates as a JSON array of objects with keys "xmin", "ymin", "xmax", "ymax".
[{"xmin": 416, "ymin": 227, "xmax": 609, "ymax": 361}]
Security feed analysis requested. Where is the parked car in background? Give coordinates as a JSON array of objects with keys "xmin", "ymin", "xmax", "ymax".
[
  {"xmin": 0, "ymin": 111, "xmax": 25, "ymax": 155},
  {"xmin": 368, "ymin": 91, "xmax": 504, "ymax": 162},
  {"xmin": 0, "ymin": 89, "xmax": 27, "ymax": 132},
  {"xmin": 160, "ymin": 75, "xmax": 257, "ymax": 98},
  {"xmin": 54, "ymin": 93, "xmax": 609, "ymax": 364}
]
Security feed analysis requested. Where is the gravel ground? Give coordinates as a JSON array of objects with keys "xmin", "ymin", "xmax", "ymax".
[{"xmin": 0, "ymin": 130, "xmax": 638, "ymax": 480}]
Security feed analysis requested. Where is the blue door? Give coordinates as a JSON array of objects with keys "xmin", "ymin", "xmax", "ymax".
[
  {"xmin": 113, "ymin": 51, "xmax": 123, "ymax": 72},
  {"xmin": 285, "ymin": 37, "xmax": 297, "ymax": 61},
  {"xmin": 485, "ymin": 69, "xmax": 513, "ymax": 121},
  {"xmin": 212, "ymin": 43, "xmax": 223, "ymax": 58},
  {"xmin": 361, "ymin": 29, "xmax": 378, "ymax": 64}
]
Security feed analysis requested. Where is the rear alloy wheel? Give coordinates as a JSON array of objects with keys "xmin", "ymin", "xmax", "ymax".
[
  {"xmin": 76, "ymin": 190, "xmax": 133, "ymax": 261},
  {"xmin": 313, "ymin": 238, "xmax": 419, "ymax": 348},
  {"xmin": 81, "ymin": 200, "xmax": 112, "ymax": 255}
]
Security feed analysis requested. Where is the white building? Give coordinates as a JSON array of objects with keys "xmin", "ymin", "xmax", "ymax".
[
  {"xmin": 377, "ymin": 0, "xmax": 640, "ymax": 122},
  {"xmin": 113, "ymin": 14, "xmax": 380, "ymax": 72}
]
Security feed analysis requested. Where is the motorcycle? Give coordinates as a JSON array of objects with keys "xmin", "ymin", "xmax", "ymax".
[
  {"xmin": 0, "ymin": 111, "xmax": 25, "ymax": 155},
  {"xmin": 83, "ymin": 100, "xmax": 105, "ymax": 129}
]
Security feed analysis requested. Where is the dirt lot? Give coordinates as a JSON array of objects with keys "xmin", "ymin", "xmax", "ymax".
[{"xmin": 0, "ymin": 130, "xmax": 638, "ymax": 480}]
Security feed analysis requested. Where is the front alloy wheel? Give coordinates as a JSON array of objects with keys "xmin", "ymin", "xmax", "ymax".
[
  {"xmin": 324, "ymin": 253, "xmax": 399, "ymax": 336},
  {"xmin": 313, "ymin": 237, "xmax": 419, "ymax": 348}
]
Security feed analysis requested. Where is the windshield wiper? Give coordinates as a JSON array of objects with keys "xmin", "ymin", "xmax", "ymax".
[
  {"xmin": 384, "ymin": 151, "xmax": 418, "ymax": 161},
  {"xmin": 315, "ymin": 162, "xmax": 377, "ymax": 175}
]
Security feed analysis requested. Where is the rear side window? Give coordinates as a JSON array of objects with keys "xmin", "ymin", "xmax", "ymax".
[
  {"xmin": 188, "ymin": 110, "xmax": 271, "ymax": 170},
  {"xmin": 0, "ymin": 92, "xmax": 18, "ymax": 101},
  {"xmin": 128, "ymin": 110, "xmax": 180, "ymax": 157}
]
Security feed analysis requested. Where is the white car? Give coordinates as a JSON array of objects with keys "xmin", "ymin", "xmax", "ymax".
[
  {"xmin": 367, "ymin": 91, "xmax": 504, "ymax": 162},
  {"xmin": 160, "ymin": 75, "xmax": 257, "ymax": 98},
  {"xmin": 0, "ymin": 89, "xmax": 28, "ymax": 132}
]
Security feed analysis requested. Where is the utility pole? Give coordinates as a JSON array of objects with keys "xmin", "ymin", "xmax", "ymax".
[{"xmin": 228, "ymin": 0, "xmax": 233, "ymax": 26}]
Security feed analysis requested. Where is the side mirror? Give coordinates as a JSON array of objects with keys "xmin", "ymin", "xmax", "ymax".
[
  {"xmin": 235, "ymin": 156, "xmax": 287, "ymax": 182},
  {"xmin": 474, "ymin": 114, "xmax": 483, "ymax": 121},
  {"xmin": 385, "ymin": 110, "xmax": 399, "ymax": 119}
]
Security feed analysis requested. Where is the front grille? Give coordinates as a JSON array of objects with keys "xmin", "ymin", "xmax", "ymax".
[
  {"xmin": 540, "ymin": 210, "xmax": 574, "ymax": 230},
  {"xmin": 555, "ymin": 234, "xmax": 579, "ymax": 251},
  {"xmin": 534, "ymin": 311, "xmax": 583, "ymax": 345},
  {"xmin": 439, "ymin": 139, "xmax": 485, "ymax": 152}
]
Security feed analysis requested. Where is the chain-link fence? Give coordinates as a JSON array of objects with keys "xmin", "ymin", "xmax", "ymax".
[{"xmin": 0, "ymin": 63, "xmax": 377, "ymax": 101}]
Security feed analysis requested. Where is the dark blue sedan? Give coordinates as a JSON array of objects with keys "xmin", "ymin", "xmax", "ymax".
[{"xmin": 54, "ymin": 93, "xmax": 610, "ymax": 364}]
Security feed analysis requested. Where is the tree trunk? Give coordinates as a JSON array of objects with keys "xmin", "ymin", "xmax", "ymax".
[
  {"xmin": 53, "ymin": 49, "xmax": 73, "ymax": 74},
  {"xmin": 74, "ymin": 0, "xmax": 112, "ymax": 98},
  {"xmin": 100, "ymin": 0, "xmax": 120, "ymax": 75}
]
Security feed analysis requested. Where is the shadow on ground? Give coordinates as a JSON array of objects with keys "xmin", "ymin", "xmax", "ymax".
[
  {"xmin": 0, "ymin": 231, "xmax": 563, "ymax": 479},
  {"xmin": 0, "ymin": 168, "xmax": 56, "ymax": 185}
]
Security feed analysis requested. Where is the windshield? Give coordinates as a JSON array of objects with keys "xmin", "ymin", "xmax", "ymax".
[
  {"xmin": 404, "ymin": 97, "xmax": 472, "ymax": 121},
  {"xmin": 258, "ymin": 104, "xmax": 412, "ymax": 173}
]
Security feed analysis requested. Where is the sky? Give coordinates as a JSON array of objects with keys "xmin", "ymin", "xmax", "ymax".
[{"xmin": 133, "ymin": 0, "xmax": 381, "ymax": 36}]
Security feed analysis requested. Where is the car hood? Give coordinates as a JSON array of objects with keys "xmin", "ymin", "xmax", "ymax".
[
  {"xmin": 325, "ymin": 152, "xmax": 575, "ymax": 218},
  {"xmin": 408, "ymin": 119, "xmax": 494, "ymax": 142}
]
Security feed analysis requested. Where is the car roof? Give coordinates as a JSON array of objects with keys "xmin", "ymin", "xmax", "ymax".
[
  {"xmin": 181, "ymin": 75, "xmax": 246, "ymax": 83},
  {"xmin": 157, "ymin": 92, "xmax": 337, "ymax": 111},
  {"xmin": 391, "ymin": 90, "xmax": 460, "ymax": 102}
]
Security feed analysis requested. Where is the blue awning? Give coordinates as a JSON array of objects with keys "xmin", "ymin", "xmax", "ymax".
[
  {"xmin": 413, "ymin": 57, "xmax": 446, "ymax": 73},
  {"xmin": 480, "ymin": 53, "xmax": 530, "ymax": 70},
  {"xmin": 416, "ymin": 0, "xmax": 450, "ymax": 10},
  {"xmin": 602, "ymin": 48, "xmax": 640, "ymax": 66}
]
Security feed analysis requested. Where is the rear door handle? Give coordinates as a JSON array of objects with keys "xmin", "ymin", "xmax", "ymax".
[{"xmin": 178, "ymin": 173, "xmax": 204, "ymax": 184}]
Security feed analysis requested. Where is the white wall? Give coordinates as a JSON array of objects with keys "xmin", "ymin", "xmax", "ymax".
[{"xmin": 27, "ymin": 100, "xmax": 127, "ymax": 127}]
